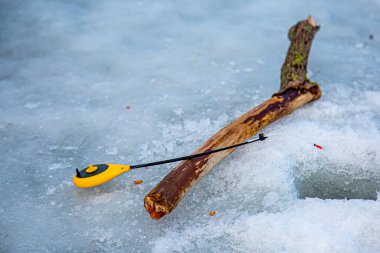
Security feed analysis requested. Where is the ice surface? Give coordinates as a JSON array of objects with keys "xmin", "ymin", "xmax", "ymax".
[{"xmin": 1, "ymin": 0, "xmax": 380, "ymax": 252}]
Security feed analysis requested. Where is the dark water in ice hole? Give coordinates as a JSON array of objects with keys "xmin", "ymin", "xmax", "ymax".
[{"xmin": 295, "ymin": 163, "xmax": 380, "ymax": 201}]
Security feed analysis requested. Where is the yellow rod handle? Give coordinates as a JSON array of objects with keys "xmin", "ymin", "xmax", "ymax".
[{"xmin": 73, "ymin": 164, "xmax": 131, "ymax": 188}]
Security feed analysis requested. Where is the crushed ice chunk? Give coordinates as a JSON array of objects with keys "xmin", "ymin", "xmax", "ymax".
[
  {"xmin": 46, "ymin": 186, "xmax": 56, "ymax": 196},
  {"xmin": 106, "ymin": 147, "xmax": 118, "ymax": 155},
  {"xmin": 62, "ymin": 146, "xmax": 78, "ymax": 151},
  {"xmin": 173, "ymin": 108, "xmax": 184, "ymax": 115},
  {"xmin": 48, "ymin": 163, "xmax": 71, "ymax": 170},
  {"xmin": 355, "ymin": 43, "xmax": 364, "ymax": 48},
  {"xmin": 24, "ymin": 102, "xmax": 40, "ymax": 109}
]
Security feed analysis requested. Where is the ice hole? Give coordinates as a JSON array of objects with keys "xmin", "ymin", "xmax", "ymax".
[{"xmin": 295, "ymin": 163, "xmax": 380, "ymax": 201}]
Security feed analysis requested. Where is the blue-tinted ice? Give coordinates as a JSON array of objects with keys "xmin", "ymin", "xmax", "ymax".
[{"xmin": 1, "ymin": 0, "xmax": 380, "ymax": 252}]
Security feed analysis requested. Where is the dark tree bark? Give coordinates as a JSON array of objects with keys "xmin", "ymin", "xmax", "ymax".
[{"xmin": 145, "ymin": 16, "xmax": 321, "ymax": 220}]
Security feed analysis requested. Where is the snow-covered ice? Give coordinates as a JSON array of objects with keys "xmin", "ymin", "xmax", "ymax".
[{"xmin": 1, "ymin": 0, "xmax": 380, "ymax": 252}]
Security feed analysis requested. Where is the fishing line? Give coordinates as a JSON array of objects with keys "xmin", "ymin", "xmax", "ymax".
[{"xmin": 267, "ymin": 132, "xmax": 323, "ymax": 149}]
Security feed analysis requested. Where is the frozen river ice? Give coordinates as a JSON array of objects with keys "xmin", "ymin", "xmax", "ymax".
[{"xmin": 1, "ymin": 0, "xmax": 380, "ymax": 252}]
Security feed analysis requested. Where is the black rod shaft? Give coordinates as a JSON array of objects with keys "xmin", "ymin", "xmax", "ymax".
[{"xmin": 130, "ymin": 134, "xmax": 267, "ymax": 169}]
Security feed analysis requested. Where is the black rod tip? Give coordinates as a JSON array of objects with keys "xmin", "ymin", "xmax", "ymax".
[{"xmin": 259, "ymin": 133, "xmax": 267, "ymax": 141}]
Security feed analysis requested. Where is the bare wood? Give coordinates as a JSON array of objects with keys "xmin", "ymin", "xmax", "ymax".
[{"xmin": 145, "ymin": 16, "xmax": 321, "ymax": 220}]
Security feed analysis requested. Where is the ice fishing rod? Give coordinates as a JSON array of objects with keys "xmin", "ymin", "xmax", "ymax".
[
  {"xmin": 73, "ymin": 133, "xmax": 268, "ymax": 188},
  {"xmin": 73, "ymin": 133, "xmax": 323, "ymax": 188}
]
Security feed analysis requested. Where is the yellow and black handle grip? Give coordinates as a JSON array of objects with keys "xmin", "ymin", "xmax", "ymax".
[{"xmin": 73, "ymin": 164, "xmax": 131, "ymax": 188}]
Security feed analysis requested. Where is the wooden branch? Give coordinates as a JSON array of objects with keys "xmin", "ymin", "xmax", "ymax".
[{"xmin": 144, "ymin": 16, "xmax": 321, "ymax": 220}]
